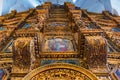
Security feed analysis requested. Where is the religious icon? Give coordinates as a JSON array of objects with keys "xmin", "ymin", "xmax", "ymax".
[{"xmin": 44, "ymin": 38, "xmax": 74, "ymax": 52}]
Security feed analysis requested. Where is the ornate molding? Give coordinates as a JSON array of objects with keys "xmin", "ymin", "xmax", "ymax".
[
  {"xmin": 23, "ymin": 63, "xmax": 98, "ymax": 80},
  {"xmin": 40, "ymin": 53, "xmax": 79, "ymax": 58}
]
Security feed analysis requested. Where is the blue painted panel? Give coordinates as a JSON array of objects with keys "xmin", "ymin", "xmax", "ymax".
[
  {"xmin": 116, "ymin": 69, "xmax": 120, "ymax": 79},
  {"xmin": 0, "ymin": 69, "xmax": 5, "ymax": 80},
  {"xmin": 23, "ymin": 23, "xmax": 31, "ymax": 28},
  {"xmin": 4, "ymin": 41, "xmax": 13, "ymax": 52},
  {"xmin": 88, "ymin": 23, "xmax": 95, "ymax": 29},
  {"xmin": 112, "ymin": 27, "xmax": 120, "ymax": 32},
  {"xmin": 0, "ymin": 27, "xmax": 6, "ymax": 30},
  {"xmin": 41, "ymin": 60, "xmax": 79, "ymax": 66}
]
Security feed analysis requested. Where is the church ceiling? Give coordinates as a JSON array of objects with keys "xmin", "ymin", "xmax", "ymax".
[{"xmin": 0, "ymin": 0, "xmax": 120, "ymax": 16}]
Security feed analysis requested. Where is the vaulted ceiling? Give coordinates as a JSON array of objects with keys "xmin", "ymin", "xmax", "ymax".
[{"xmin": 0, "ymin": 0, "xmax": 120, "ymax": 16}]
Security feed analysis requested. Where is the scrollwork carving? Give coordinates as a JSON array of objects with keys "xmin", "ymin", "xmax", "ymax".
[
  {"xmin": 31, "ymin": 68, "xmax": 91, "ymax": 80},
  {"xmin": 13, "ymin": 38, "xmax": 32, "ymax": 69}
]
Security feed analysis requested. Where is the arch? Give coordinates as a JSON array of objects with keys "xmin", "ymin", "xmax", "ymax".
[{"xmin": 23, "ymin": 63, "xmax": 98, "ymax": 80}]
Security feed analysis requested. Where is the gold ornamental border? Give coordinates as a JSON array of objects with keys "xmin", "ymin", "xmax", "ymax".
[{"xmin": 23, "ymin": 63, "xmax": 98, "ymax": 80}]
